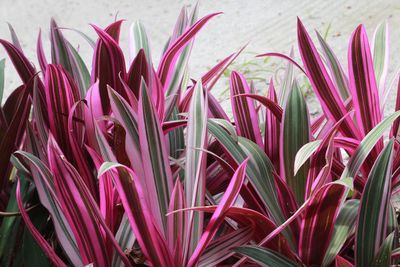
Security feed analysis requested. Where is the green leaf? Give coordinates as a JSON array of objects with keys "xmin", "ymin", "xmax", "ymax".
[
  {"xmin": 316, "ymin": 32, "xmax": 349, "ymax": 100},
  {"xmin": 371, "ymin": 232, "xmax": 394, "ymax": 267},
  {"xmin": 279, "ymin": 48, "xmax": 294, "ymax": 106},
  {"xmin": 356, "ymin": 140, "xmax": 394, "ymax": 267},
  {"xmin": 14, "ymin": 150, "xmax": 82, "ymax": 266},
  {"xmin": 7, "ymin": 23, "xmax": 22, "ymax": 51},
  {"xmin": 208, "ymin": 120, "xmax": 291, "ymax": 244},
  {"xmin": 185, "ymin": 81, "xmax": 208, "ymax": 253},
  {"xmin": 323, "ymin": 199, "xmax": 359, "ymax": 266},
  {"xmin": 21, "ymin": 206, "xmax": 52, "ymax": 267},
  {"xmin": 112, "ymin": 214, "xmax": 136, "ymax": 267},
  {"xmin": 234, "ymin": 246, "xmax": 299, "ymax": 267},
  {"xmin": 67, "ymin": 42, "xmax": 90, "ymax": 94},
  {"xmin": 199, "ymin": 227, "xmax": 252, "ymax": 267},
  {"xmin": 341, "ymin": 110, "xmax": 400, "ymax": 180},
  {"xmin": 281, "ymin": 80, "xmax": 310, "ymax": 204},
  {"xmin": 138, "ymin": 80, "xmax": 173, "ymax": 230},
  {"xmin": 372, "ymin": 21, "xmax": 388, "ymax": 92},
  {"xmin": 0, "ymin": 177, "xmax": 27, "ymax": 266},
  {"xmin": 130, "ymin": 21, "xmax": 152, "ymax": 66},
  {"xmin": 294, "ymin": 140, "xmax": 321, "ymax": 175},
  {"xmin": 210, "ymin": 118, "xmax": 238, "ymax": 141},
  {"xmin": 108, "ymin": 87, "xmax": 143, "ymax": 178},
  {"xmin": 167, "ymin": 107, "xmax": 185, "ymax": 159}
]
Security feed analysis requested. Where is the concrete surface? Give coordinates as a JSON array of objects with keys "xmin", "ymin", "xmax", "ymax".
[{"xmin": 1, "ymin": 0, "xmax": 400, "ymax": 114}]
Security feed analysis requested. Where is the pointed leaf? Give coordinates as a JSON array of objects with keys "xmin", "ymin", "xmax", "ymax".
[
  {"xmin": 230, "ymin": 71, "xmax": 263, "ymax": 146},
  {"xmin": 348, "ymin": 25, "xmax": 382, "ymax": 141},
  {"xmin": 187, "ymin": 159, "xmax": 249, "ymax": 267},
  {"xmin": 316, "ymin": 31, "xmax": 349, "ymax": 100},
  {"xmin": 16, "ymin": 178, "xmax": 68, "ymax": 267},
  {"xmin": 138, "ymin": 80, "xmax": 173, "ymax": 230},
  {"xmin": 207, "ymin": 120, "xmax": 287, "ymax": 229},
  {"xmin": 129, "ymin": 21, "xmax": 152, "ymax": 66},
  {"xmin": 281, "ymin": 80, "xmax": 310, "ymax": 204},
  {"xmin": 323, "ymin": 199, "xmax": 359, "ymax": 266},
  {"xmin": 157, "ymin": 13, "xmax": 221, "ymax": 87},
  {"xmin": 91, "ymin": 21, "xmax": 127, "ymax": 113},
  {"xmin": 355, "ymin": 140, "xmax": 394, "ymax": 267},
  {"xmin": 297, "ymin": 18, "xmax": 360, "ymax": 139},
  {"xmin": 341, "ymin": 111, "xmax": 400, "ymax": 180},
  {"xmin": 185, "ymin": 81, "xmax": 208, "ymax": 255},
  {"xmin": 371, "ymin": 232, "xmax": 394, "ymax": 267},
  {"xmin": 234, "ymin": 246, "xmax": 298, "ymax": 267},
  {"xmin": 299, "ymin": 182, "xmax": 346, "ymax": 265},
  {"xmin": 98, "ymin": 162, "xmax": 174, "ymax": 266},
  {"xmin": 372, "ymin": 21, "xmax": 389, "ymax": 96}
]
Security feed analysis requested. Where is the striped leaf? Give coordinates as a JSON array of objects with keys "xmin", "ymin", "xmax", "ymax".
[
  {"xmin": 44, "ymin": 65, "xmax": 80, "ymax": 155},
  {"xmin": 184, "ymin": 81, "xmax": 208, "ymax": 256},
  {"xmin": 165, "ymin": 5, "xmax": 197, "ymax": 102},
  {"xmin": 371, "ymin": 232, "xmax": 394, "ymax": 267},
  {"xmin": 187, "ymin": 159, "xmax": 249, "ymax": 267},
  {"xmin": 129, "ymin": 21, "xmax": 152, "ymax": 66},
  {"xmin": 91, "ymin": 21, "xmax": 127, "ymax": 114},
  {"xmin": 348, "ymin": 25, "xmax": 382, "ymax": 143},
  {"xmin": 264, "ymin": 81, "xmax": 281, "ymax": 169},
  {"xmin": 138, "ymin": 80, "xmax": 173, "ymax": 230},
  {"xmin": 335, "ymin": 256, "xmax": 354, "ymax": 267},
  {"xmin": 127, "ymin": 48, "xmax": 149, "ymax": 98},
  {"xmin": 234, "ymin": 246, "xmax": 298, "ymax": 267},
  {"xmin": 0, "ymin": 39, "xmax": 37, "ymax": 84},
  {"xmin": 372, "ymin": 21, "xmax": 389, "ymax": 96},
  {"xmin": 323, "ymin": 199, "xmax": 359, "ymax": 266},
  {"xmin": 294, "ymin": 140, "xmax": 321, "ymax": 175},
  {"xmin": 256, "ymin": 51, "xmax": 306, "ymax": 75},
  {"xmin": 341, "ymin": 111, "xmax": 400, "ymax": 180},
  {"xmin": 299, "ymin": 183, "xmax": 346, "ymax": 265},
  {"xmin": 45, "ymin": 65, "xmax": 94, "ymax": 193},
  {"xmin": 108, "ymin": 87, "xmax": 144, "ymax": 178},
  {"xmin": 16, "ymin": 178, "xmax": 68, "ymax": 267},
  {"xmin": 167, "ymin": 180, "xmax": 186, "ymax": 265},
  {"xmin": 7, "ymin": 23, "xmax": 22, "ymax": 51},
  {"xmin": 198, "ymin": 227, "xmax": 252, "ymax": 267},
  {"xmin": 157, "ymin": 13, "xmax": 221, "ymax": 88},
  {"xmin": 112, "ymin": 215, "xmax": 136, "ymax": 267},
  {"xmin": 208, "ymin": 120, "xmax": 287, "ymax": 230},
  {"xmin": 306, "ymin": 114, "xmax": 350, "ymax": 196},
  {"xmin": 15, "ymin": 149, "xmax": 82, "ymax": 266},
  {"xmin": 169, "ymin": 204, "xmax": 294, "ymax": 261},
  {"xmin": 66, "ymin": 42, "xmax": 90, "ymax": 95},
  {"xmin": 316, "ymin": 31, "xmax": 349, "ymax": 100},
  {"xmin": 50, "ymin": 19, "xmax": 73, "ymax": 74},
  {"xmin": 355, "ymin": 140, "xmax": 394, "ymax": 267},
  {"xmin": 236, "ymin": 92, "xmax": 283, "ymax": 122},
  {"xmin": 37, "ymin": 30, "xmax": 48, "ymax": 72},
  {"xmin": 98, "ymin": 162, "xmax": 173, "ymax": 267},
  {"xmin": 281, "ymin": 80, "xmax": 310, "ymax": 204},
  {"xmin": 255, "ymin": 181, "xmax": 350, "ymax": 252},
  {"xmin": 230, "ymin": 71, "xmax": 263, "ymax": 147},
  {"xmin": 297, "ymin": 18, "xmax": 360, "ymax": 140},
  {"xmin": 0, "ymin": 84, "xmax": 31, "ymax": 187},
  {"xmin": 48, "ymin": 138, "xmax": 124, "ymax": 267},
  {"xmin": 50, "ymin": 19, "xmax": 89, "ymax": 96},
  {"xmin": 278, "ymin": 48, "xmax": 294, "ymax": 106}
]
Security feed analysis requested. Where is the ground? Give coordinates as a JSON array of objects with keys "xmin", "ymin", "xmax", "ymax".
[{"xmin": 1, "ymin": 0, "xmax": 400, "ymax": 115}]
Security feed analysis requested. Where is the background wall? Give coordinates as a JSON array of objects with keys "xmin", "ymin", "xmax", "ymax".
[{"xmin": 1, "ymin": 0, "xmax": 400, "ymax": 112}]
